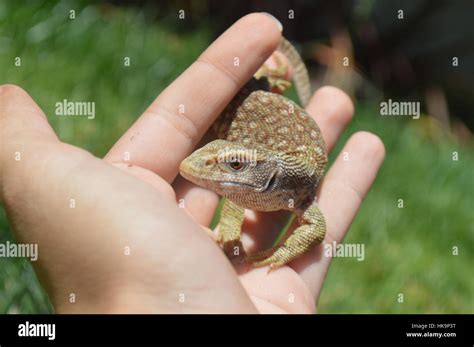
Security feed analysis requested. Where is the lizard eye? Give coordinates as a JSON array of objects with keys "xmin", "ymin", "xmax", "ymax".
[{"xmin": 228, "ymin": 159, "xmax": 246, "ymax": 171}]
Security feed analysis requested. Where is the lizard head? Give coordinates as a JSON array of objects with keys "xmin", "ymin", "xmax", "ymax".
[{"xmin": 179, "ymin": 139, "xmax": 281, "ymax": 197}]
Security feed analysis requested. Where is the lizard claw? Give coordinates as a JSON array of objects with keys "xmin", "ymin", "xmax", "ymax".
[
  {"xmin": 266, "ymin": 263, "xmax": 282, "ymax": 274},
  {"xmin": 252, "ymin": 257, "xmax": 285, "ymax": 273}
]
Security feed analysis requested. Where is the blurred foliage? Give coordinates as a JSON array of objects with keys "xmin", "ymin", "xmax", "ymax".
[
  {"xmin": 320, "ymin": 109, "xmax": 474, "ymax": 313},
  {"xmin": 0, "ymin": 0, "xmax": 473, "ymax": 314},
  {"xmin": 117, "ymin": 0, "xmax": 474, "ymax": 131},
  {"xmin": 0, "ymin": 0, "xmax": 209, "ymax": 156},
  {"xmin": 256, "ymin": 1, "xmax": 473, "ymax": 132}
]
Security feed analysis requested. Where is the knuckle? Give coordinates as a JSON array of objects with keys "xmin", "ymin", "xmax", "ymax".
[
  {"xmin": 197, "ymin": 55, "xmax": 240, "ymax": 87},
  {"xmin": 146, "ymin": 105, "xmax": 199, "ymax": 145}
]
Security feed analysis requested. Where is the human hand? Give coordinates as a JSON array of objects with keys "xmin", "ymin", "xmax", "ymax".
[{"xmin": 0, "ymin": 13, "xmax": 384, "ymax": 313}]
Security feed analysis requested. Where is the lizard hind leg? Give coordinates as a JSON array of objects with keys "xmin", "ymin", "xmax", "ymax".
[
  {"xmin": 254, "ymin": 52, "xmax": 292, "ymax": 94},
  {"xmin": 243, "ymin": 245, "xmax": 279, "ymax": 263},
  {"xmin": 252, "ymin": 201, "xmax": 326, "ymax": 271}
]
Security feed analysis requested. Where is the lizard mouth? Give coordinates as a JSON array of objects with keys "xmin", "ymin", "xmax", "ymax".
[
  {"xmin": 219, "ymin": 181, "xmax": 256, "ymax": 189},
  {"xmin": 180, "ymin": 168, "xmax": 253, "ymax": 190},
  {"xmin": 218, "ymin": 169, "xmax": 278, "ymax": 192}
]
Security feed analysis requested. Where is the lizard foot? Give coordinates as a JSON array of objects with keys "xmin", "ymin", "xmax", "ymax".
[
  {"xmin": 267, "ymin": 77, "xmax": 292, "ymax": 94},
  {"xmin": 253, "ymin": 202, "xmax": 327, "ymax": 272},
  {"xmin": 254, "ymin": 52, "xmax": 292, "ymax": 95}
]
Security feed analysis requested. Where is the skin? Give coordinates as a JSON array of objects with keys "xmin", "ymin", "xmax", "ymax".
[{"xmin": 0, "ymin": 13, "xmax": 385, "ymax": 313}]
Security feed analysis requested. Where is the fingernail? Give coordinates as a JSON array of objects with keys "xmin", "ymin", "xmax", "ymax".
[{"xmin": 260, "ymin": 12, "xmax": 283, "ymax": 32}]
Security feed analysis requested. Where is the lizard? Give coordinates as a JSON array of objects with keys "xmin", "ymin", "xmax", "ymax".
[{"xmin": 179, "ymin": 37, "xmax": 327, "ymax": 270}]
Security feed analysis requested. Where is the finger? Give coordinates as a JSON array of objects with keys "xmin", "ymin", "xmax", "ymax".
[
  {"xmin": 0, "ymin": 84, "xmax": 61, "ymax": 200},
  {"xmin": 290, "ymin": 131, "xmax": 386, "ymax": 299},
  {"xmin": 307, "ymin": 86, "xmax": 354, "ymax": 153},
  {"xmin": 105, "ymin": 13, "xmax": 282, "ymax": 183},
  {"xmin": 0, "ymin": 84, "xmax": 58, "ymax": 142}
]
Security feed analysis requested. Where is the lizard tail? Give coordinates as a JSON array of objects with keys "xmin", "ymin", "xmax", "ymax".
[{"xmin": 278, "ymin": 37, "xmax": 312, "ymax": 107}]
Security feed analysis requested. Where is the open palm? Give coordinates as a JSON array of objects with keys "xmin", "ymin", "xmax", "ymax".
[{"xmin": 0, "ymin": 13, "xmax": 384, "ymax": 313}]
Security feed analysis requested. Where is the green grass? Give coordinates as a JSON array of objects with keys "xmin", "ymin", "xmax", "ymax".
[
  {"xmin": 318, "ymin": 110, "xmax": 474, "ymax": 313},
  {"xmin": 1, "ymin": 0, "xmax": 473, "ymax": 313}
]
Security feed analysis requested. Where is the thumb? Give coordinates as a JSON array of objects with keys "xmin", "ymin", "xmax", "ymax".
[
  {"xmin": 0, "ymin": 84, "xmax": 63, "ymax": 201},
  {"xmin": 0, "ymin": 84, "xmax": 59, "ymax": 145}
]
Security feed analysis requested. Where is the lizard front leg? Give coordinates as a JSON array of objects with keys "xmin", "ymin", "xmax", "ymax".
[
  {"xmin": 217, "ymin": 199, "xmax": 246, "ymax": 261},
  {"xmin": 253, "ymin": 201, "xmax": 326, "ymax": 270}
]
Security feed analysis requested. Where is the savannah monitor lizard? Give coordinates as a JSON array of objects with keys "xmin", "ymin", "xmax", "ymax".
[{"xmin": 179, "ymin": 37, "xmax": 327, "ymax": 270}]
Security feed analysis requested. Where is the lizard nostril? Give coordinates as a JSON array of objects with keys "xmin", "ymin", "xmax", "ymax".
[{"xmin": 205, "ymin": 159, "xmax": 216, "ymax": 167}]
